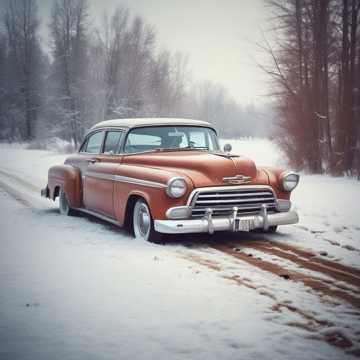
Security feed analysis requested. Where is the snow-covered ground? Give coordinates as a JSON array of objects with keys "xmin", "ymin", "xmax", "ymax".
[
  {"xmin": 0, "ymin": 139, "xmax": 359, "ymax": 360},
  {"xmin": 221, "ymin": 138, "xmax": 360, "ymax": 267}
]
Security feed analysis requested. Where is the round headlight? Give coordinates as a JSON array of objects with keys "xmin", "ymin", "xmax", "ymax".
[
  {"xmin": 281, "ymin": 172, "xmax": 300, "ymax": 192},
  {"xmin": 166, "ymin": 177, "xmax": 187, "ymax": 198}
]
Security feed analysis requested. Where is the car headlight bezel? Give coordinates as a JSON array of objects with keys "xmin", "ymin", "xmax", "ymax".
[
  {"xmin": 166, "ymin": 177, "xmax": 188, "ymax": 198},
  {"xmin": 281, "ymin": 171, "xmax": 300, "ymax": 192}
]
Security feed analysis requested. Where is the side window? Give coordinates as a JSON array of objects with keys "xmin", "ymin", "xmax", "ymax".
[
  {"xmin": 103, "ymin": 131, "xmax": 123, "ymax": 154},
  {"xmin": 84, "ymin": 131, "xmax": 104, "ymax": 154}
]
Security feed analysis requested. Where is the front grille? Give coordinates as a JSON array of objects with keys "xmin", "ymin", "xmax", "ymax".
[{"xmin": 190, "ymin": 186, "xmax": 277, "ymax": 218}]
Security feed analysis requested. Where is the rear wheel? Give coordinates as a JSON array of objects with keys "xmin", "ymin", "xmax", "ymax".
[
  {"xmin": 133, "ymin": 199, "xmax": 163, "ymax": 244},
  {"xmin": 59, "ymin": 188, "xmax": 76, "ymax": 216}
]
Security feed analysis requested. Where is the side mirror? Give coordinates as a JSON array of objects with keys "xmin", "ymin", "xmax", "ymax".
[{"xmin": 223, "ymin": 143, "xmax": 232, "ymax": 153}]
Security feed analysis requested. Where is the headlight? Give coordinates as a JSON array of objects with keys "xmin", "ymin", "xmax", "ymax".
[
  {"xmin": 281, "ymin": 172, "xmax": 300, "ymax": 192},
  {"xmin": 166, "ymin": 177, "xmax": 187, "ymax": 198}
]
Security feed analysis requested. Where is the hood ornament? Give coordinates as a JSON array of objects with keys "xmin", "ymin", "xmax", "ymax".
[{"xmin": 223, "ymin": 175, "xmax": 252, "ymax": 184}]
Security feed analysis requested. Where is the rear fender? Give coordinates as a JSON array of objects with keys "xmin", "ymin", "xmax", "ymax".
[{"xmin": 48, "ymin": 165, "xmax": 81, "ymax": 208}]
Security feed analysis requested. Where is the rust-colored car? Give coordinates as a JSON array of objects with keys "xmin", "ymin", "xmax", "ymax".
[{"xmin": 42, "ymin": 118, "xmax": 299, "ymax": 243}]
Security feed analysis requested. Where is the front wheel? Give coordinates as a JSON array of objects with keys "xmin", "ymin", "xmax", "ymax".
[
  {"xmin": 267, "ymin": 226, "xmax": 278, "ymax": 233},
  {"xmin": 252, "ymin": 225, "xmax": 278, "ymax": 234},
  {"xmin": 133, "ymin": 199, "xmax": 163, "ymax": 244}
]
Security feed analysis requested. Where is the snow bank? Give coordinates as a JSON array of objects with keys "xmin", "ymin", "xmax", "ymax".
[{"xmin": 220, "ymin": 137, "xmax": 286, "ymax": 167}]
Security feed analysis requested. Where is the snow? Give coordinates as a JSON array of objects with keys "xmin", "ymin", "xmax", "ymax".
[
  {"xmin": 220, "ymin": 137, "xmax": 287, "ymax": 167},
  {"xmin": 0, "ymin": 139, "xmax": 360, "ymax": 359},
  {"xmin": 222, "ymin": 138, "xmax": 360, "ymax": 268}
]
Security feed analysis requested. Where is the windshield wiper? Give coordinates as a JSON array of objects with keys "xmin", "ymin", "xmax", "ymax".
[{"xmin": 152, "ymin": 146, "xmax": 209, "ymax": 152}]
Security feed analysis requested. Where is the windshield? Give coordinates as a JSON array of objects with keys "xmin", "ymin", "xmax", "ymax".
[{"xmin": 124, "ymin": 126, "xmax": 220, "ymax": 154}]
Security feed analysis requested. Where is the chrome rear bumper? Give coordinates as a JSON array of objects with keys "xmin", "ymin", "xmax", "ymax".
[{"xmin": 154, "ymin": 209, "xmax": 299, "ymax": 234}]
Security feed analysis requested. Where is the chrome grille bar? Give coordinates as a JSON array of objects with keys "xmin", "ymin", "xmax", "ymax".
[
  {"xmin": 197, "ymin": 191, "xmax": 273, "ymax": 198},
  {"xmin": 196, "ymin": 197, "xmax": 275, "ymax": 204},
  {"xmin": 189, "ymin": 186, "xmax": 277, "ymax": 218}
]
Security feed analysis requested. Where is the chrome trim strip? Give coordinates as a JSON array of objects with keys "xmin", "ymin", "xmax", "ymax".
[
  {"xmin": 86, "ymin": 172, "xmax": 114, "ymax": 181},
  {"xmin": 114, "ymin": 175, "xmax": 167, "ymax": 188},
  {"xmin": 85, "ymin": 171, "xmax": 167, "ymax": 189}
]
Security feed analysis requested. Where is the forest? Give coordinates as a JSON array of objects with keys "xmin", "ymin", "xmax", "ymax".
[
  {"xmin": 0, "ymin": 0, "xmax": 359, "ymax": 176},
  {"xmin": 263, "ymin": 0, "xmax": 360, "ymax": 175},
  {"xmin": 0, "ymin": 0, "xmax": 270, "ymax": 150}
]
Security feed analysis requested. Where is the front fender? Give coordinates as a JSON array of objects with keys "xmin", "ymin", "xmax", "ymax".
[
  {"xmin": 261, "ymin": 167, "xmax": 291, "ymax": 200},
  {"xmin": 113, "ymin": 164, "xmax": 194, "ymax": 224}
]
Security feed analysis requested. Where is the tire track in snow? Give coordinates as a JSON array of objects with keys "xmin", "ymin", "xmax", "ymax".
[
  {"xmin": 0, "ymin": 168, "xmax": 40, "ymax": 193},
  {"xmin": 0, "ymin": 178, "xmax": 32, "ymax": 208},
  {"xmin": 257, "ymin": 240, "xmax": 360, "ymax": 278},
  {"xmin": 211, "ymin": 243, "xmax": 360, "ymax": 309},
  {"xmin": 231, "ymin": 240, "xmax": 360, "ymax": 294},
  {"xmin": 0, "ymin": 167, "xmax": 52, "ymax": 211},
  {"xmin": 179, "ymin": 252, "xmax": 356, "ymax": 352}
]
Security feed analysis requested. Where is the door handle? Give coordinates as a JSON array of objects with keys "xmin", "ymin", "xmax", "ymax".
[{"xmin": 88, "ymin": 158, "xmax": 99, "ymax": 164}]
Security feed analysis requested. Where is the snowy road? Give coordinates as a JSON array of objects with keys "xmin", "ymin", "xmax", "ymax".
[{"xmin": 0, "ymin": 143, "xmax": 360, "ymax": 359}]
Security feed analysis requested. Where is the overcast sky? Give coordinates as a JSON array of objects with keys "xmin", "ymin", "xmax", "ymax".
[{"xmin": 37, "ymin": 0, "xmax": 270, "ymax": 105}]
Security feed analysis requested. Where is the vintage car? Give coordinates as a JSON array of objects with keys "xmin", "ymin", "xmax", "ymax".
[{"xmin": 41, "ymin": 118, "xmax": 299, "ymax": 243}]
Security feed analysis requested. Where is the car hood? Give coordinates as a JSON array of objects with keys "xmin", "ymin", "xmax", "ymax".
[{"xmin": 122, "ymin": 151, "xmax": 269, "ymax": 187}]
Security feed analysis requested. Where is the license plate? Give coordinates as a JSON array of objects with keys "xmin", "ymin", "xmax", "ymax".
[{"xmin": 235, "ymin": 218, "xmax": 252, "ymax": 232}]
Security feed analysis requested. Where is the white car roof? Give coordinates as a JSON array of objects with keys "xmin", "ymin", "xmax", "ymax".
[{"xmin": 90, "ymin": 118, "xmax": 215, "ymax": 131}]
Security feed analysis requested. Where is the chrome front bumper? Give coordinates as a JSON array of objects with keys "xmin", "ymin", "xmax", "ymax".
[{"xmin": 154, "ymin": 209, "xmax": 299, "ymax": 234}]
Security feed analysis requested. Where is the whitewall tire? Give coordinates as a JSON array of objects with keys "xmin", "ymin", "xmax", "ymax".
[{"xmin": 133, "ymin": 199, "xmax": 163, "ymax": 243}]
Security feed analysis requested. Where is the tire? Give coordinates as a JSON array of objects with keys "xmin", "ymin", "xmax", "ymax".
[
  {"xmin": 252, "ymin": 225, "xmax": 278, "ymax": 234},
  {"xmin": 59, "ymin": 188, "xmax": 76, "ymax": 216},
  {"xmin": 263, "ymin": 225, "xmax": 278, "ymax": 233},
  {"xmin": 133, "ymin": 199, "xmax": 163, "ymax": 244},
  {"xmin": 267, "ymin": 226, "xmax": 278, "ymax": 233}
]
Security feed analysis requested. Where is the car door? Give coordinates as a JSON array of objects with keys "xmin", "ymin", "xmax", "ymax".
[
  {"xmin": 65, "ymin": 130, "xmax": 105, "ymax": 208},
  {"xmin": 84, "ymin": 130, "xmax": 124, "ymax": 218}
]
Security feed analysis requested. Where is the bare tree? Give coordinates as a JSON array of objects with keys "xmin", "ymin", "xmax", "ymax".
[
  {"xmin": 3, "ymin": 0, "xmax": 42, "ymax": 141},
  {"xmin": 262, "ymin": 0, "xmax": 360, "ymax": 175},
  {"xmin": 49, "ymin": 0, "xmax": 89, "ymax": 147}
]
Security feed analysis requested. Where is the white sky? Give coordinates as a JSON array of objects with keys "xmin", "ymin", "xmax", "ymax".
[{"xmin": 38, "ymin": 0, "xmax": 270, "ymax": 105}]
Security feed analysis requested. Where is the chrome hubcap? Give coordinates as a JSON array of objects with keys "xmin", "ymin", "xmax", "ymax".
[{"xmin": 138, "ymin": 205, "xmax": 150, "ymax": 237}]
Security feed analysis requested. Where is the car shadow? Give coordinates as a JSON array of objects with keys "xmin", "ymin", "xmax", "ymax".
[
  {"xmin": 43, "ymin": 207, "xmax": 282, "ymax": 248},
  {"xmin": 163, "ymin": 231, "xmax": 274, "ymax": 249}
]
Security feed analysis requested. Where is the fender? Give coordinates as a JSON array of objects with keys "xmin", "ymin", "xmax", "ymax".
[
  {"xmin": 113, "ymin": 164, "xmax": 194, "ymax": 224},
  {"xmin": 261, "ymin": 166, "xmax": 290, "ymax": 200},
  {"xmin": 48, "ymin": 165, "xmax": 82, "ymax": 208}
]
